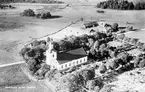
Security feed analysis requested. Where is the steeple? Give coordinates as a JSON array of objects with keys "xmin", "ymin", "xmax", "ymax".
[{"xmin": 46, "ymin": 39, "xmax": 57, "ymax": 65}]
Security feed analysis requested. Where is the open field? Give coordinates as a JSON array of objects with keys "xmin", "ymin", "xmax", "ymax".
[
  {"xmin": 0, "ymin": 0, "xmax": 145, "ymax": 67},
  {"xmin": 0, "ymin": 64, "xmax": 30, "ymax": 87},
  {"xmin": 0, "ymin": 63, "xmax": 53, "ymax": 92}
]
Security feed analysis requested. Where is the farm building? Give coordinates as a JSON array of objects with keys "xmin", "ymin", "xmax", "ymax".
[
  {"xmin": 83, "ymin": 21, "xmax": 98, "ymax": 28},
  {"xmin": 45, "ymin": 42, "xmax": 88, "ymax": 70}
]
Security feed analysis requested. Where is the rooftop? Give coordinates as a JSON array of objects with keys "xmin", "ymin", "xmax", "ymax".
[{"xmin": 57, "ymin": 47, "xmax": 87, "ymax": 64}]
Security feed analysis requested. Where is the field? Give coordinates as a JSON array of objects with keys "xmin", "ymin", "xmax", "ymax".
[
  {"xmin": 1, "ymin": 2, "xmax": 145, "ymax": 65},
  {"xmin": 0, "ymin": 0, "xmax": 145, "ymax": 92},
  {"xmin": 0, "ymin": 63, "xmax": 53, "ymax": 92}
]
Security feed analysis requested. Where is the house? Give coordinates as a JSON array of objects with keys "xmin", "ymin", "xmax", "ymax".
[
  {"xmin": 45, "ymin": 42, "xmax": 88, "ymax": 70},
  {"xmin": 83, "ymin": 21, "xmax": 98, "ymax": 28}
]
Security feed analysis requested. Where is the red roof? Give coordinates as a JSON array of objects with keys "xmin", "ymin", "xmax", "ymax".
[{"xmin": 57, "ymin": 48, "xmax": 87, "ymax": 64}]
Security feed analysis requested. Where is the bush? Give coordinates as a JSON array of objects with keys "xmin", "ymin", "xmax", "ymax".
[{"xmin": 21, "ymin": 9, "xmax": 35, "ymax": 17}]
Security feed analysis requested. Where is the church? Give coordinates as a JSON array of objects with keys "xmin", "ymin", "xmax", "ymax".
[{"xmin": 45, "ymin": 41, "xmax": 88, "ymax": 70}]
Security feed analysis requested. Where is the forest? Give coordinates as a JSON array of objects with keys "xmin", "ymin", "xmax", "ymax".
[{"xmin": 97, "ymin": 0, "xmax": 145, "ymax": 10}]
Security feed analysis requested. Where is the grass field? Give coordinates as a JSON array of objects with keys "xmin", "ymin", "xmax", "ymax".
[
  {"xmin": 0, "ymin": 63, "xmax": 53, "ymax": 92},
  {"xmin": 0, "ymin": 2, "xmax": 145, "ymax": 64},
  {"xmin": 0, "ymin": 64, "xmax": 30, "ymax": 87}
]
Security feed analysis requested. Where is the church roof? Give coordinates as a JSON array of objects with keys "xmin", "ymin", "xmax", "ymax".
[{"xmin": 57, "ymin": 47, "xmax": 87, "ymax": 64}]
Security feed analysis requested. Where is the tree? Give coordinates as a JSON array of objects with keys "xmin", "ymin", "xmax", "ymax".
[
  {"xmin": 59, "ymin": 40, "xmax": 73, "ymax": 51},
  {"xmin": 123, "ymin": 36, "xmax": 131, "ymax": 43},
  {"xmin": 86, "ymin": 78, "xmax": 104, "ymax": 91},
  {"xmin": 136, "ymin": 41, "xmax": 144, "ymax": 49},
  {"xmin": 69, "ymin": 73, "xmax": 84, "ymax": 92},
  {"xmin": 35, "ymin": 63, "xmax": 51, "ymax": 78},
  {"xmin": 106, "ymin": 59, "xmax": 120, "ymax": 70},
  {"xmin": 128, "ymin": 2, "xmax": 134, "ymax": 10},
  {"xmin": 142, "ymin": 44, "xmax": 145, "ymax": 51},
  {"xmin": 52, "ymin": 42, "xmax": 60, "ymax": 51},
  {"xmin": 99, "ymin": 43, "xmax": 107, "ymax": 51},
  {"xmin": 109, "ymin": 50, "xmax": 117, "ymax": 58},
  {"xmin": 99, "ymin": 85, "xmax": 113, "ymax": 92},
  {"xmin": 28, "ymin": 47, "xmax": 45, "ymax": 60},
  {"xmin": 27, "ymin": 59, "xmax": 40, "ymax": 74},
  {"xmin": 94, "ymin": 40, "xmax": 100, "ymax": 50},
  {"xmin": 93, "ymin": 32, "xmax": 101, "ymax": 40},
  {"xmin": 138, "ymin": 59, "xmax": 145, "ymax": 68},
  {"xmin": 79, "ymin": 69, "xmax": 95, "ymax": 82},
  {"xmin": 117, "ymin": 34, "xmax": 125, "ymax": 41},
  {"xmin": 30, "ymin": 40, "xmax": 40, "ymax": 47},
  {"xmin": 137, "ymin": 42, "xmax": 144, "ymax": 49},
  {"xmin": 88, "ymin": 37, "xmax": 95, "ymax": 48},
  {"xmin": 135, "ymin": 3, "xmax": 141, "ymax": 10},
  {"xmin": 112, "ymin": 23, "xmax": 118, "ymax": 31},
  {"xmin": 36, "ymin": 12, "xmax": 51, "ymax": 19},
  {"xmin": 99, "ymin": 63, "xmax": 107, "ymax": 73},
  {"xmin": 134, "ymin": 55, "xmax": 140, "ymax": 68},
  {"xmin": 117, "ymin": 52, "xmax": 130, "ymax": 66},
  {"xmin": 130, "ymin": 38, "xmax": 139, "ymax": 45},
  {"xmin": 21, "ymin": 9, "xmax": 35, "ymax": 17},
  {"xmin": 19, "ymin": 47, "xmax": 31, "ymax": 58},
  {"xmin": 96, "ymin": 0, "xmax": 145, "ymax": 10}
]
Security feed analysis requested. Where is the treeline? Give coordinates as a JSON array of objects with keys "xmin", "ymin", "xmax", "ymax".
[
  {"xmin": 97, "ymin": 0, "xmax": 145, "ymax": 10},
  {"xmin": 0, "ymin": 0, "xmax": 64, "ymax": 4},
  {"xmin": 0, "ymin": 4, "xmax": 15, "ymax": 9}
]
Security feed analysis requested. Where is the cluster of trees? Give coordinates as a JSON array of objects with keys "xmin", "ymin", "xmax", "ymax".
[
  {"xmin": 86, "ymin": 34, "xmax": 116, "ymax": 60},
  {"xmin": 20, "ymin": 40, "xmax": 51, "ymax": 79},
  {"xmin": 53, "ymin": 67, "xmax": 104, "ymax": 92},
  {"xmin": 0, "ymin": 4, "xmax": 15, "ymax": 9},
  {"xmin": 116, "ymin": 34, "xmax": 145, "ymax": 51},
  {"xmin": 0, "ymin": 0, "xmax": 64, "ymax": 4},
  {"xmin": 97, "ymin": 0, "xmax": 145, "ymax": 10},
  {"xmin": 134, "ymin": 54, "xmax": 145, "ymax": 68},
  {"xmin": 51, "ymin": 31, "xmax": 114, "ymax": 60},
  {"xmin": 21, "ymin": 9, "xmax": 52, "ymax": 19},
  {"xmin": 99, "ymin": 51, "xmax": 134, "ymax": 74}
]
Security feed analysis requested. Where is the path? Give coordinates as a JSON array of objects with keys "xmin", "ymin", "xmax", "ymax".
[{"xmin": 0, "ymin": 61, "xmax": 25, "ymax": 68}]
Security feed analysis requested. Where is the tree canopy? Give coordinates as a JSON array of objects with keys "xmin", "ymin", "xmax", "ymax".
[{"xmin": 97, "ymin": 0, "xmax": 145, "ymax": 10}]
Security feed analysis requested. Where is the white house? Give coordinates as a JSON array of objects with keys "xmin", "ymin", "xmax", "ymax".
[{"xmin": 45, "ymin": 42, "xmax": 88, "ymax": 70}]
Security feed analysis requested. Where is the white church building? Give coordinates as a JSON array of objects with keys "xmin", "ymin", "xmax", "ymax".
[{"xmin": 45, "ymin": 42, "xmax": 88, "ymax": 70}]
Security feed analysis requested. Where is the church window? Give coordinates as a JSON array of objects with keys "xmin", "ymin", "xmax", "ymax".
[
  {"xmin": 69, "ymin": 63, "xmax": 71, "ymax": 66},
  {"xmin": 65, "ymin": 64, "xmax": 67, "ymax": 67},
  {"xmin": 80, "ymin": 60, "xmax": 82, "ymax": 63}
]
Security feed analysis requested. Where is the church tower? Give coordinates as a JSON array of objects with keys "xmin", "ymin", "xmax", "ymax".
[{"xmin": 46, "ymin": 40, "xmax": 57, "ymax": 65}]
